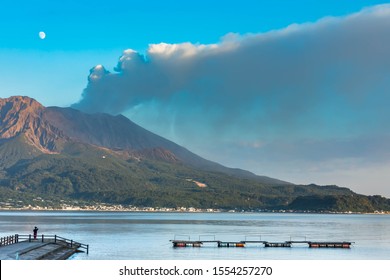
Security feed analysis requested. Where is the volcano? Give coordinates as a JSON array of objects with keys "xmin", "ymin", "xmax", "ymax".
[{"xmin": 0, "ymin": 95, "xmax": 388, "ymax": 212}]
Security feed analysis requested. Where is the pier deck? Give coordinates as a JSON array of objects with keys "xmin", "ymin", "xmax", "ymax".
[{"xmin": 0, "ymin": 234, "xmax": 88, "ymax": 260}]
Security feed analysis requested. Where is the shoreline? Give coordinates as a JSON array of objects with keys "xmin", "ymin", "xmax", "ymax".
[{"xmin": 0, "ymin": 207, "xmax": 389, "ymax": 215}]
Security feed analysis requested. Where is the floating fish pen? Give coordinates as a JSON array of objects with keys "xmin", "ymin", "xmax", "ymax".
[
  {"xmin": 170, "ymin": 235, "xmax": 353, "ymax": 249},
  {"xmin": 264, "ymin": 242, "xmax": 291, "ymax": 248},
  {"xmin": 172, "ymin": 241, "xmax": 203, "ymax": 247},
  {"xmin": 308, "ymin": 242, "xmax": 352, "ymax": 248},
  {"xmin": 218, "ymin": 242, "xmax": 245, "ymax": 247}
]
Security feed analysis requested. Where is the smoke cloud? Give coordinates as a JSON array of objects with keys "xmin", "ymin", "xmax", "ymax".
[{"xmin": 73, "ymin": 5, "xmax": 390, "ymax": 196}]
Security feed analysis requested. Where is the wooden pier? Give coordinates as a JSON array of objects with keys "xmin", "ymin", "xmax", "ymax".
[
  {"xmin": 170, "ymin": 236, "xmax": 353, "ymax": 249},
  {"xmin": 0, "ymin": 234, "xmax": 89, "ymax": 260}
]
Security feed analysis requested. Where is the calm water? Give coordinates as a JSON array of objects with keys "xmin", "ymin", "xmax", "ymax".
[{"xmin": 0, "ymin": 211, "xmax": 389, "ymax": 260}]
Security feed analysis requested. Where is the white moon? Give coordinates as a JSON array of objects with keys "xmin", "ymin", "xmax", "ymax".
[{"xmin": 39, "ymin": 31, "xmax": 46, "ymax": 40}]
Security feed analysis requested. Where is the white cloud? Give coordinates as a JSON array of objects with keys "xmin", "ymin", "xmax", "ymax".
[{"xmin": 148, "ymin": 42, "xmax": 216, "ymax": 58}]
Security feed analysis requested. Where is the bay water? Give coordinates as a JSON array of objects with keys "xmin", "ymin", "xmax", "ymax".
[{"xmin": 0, "ymin": 211, "xmax": 389, "ymax": 260}]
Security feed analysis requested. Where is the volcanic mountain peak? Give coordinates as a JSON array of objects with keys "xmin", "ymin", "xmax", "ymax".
[
  {"xmin": 0, "ymin": 96, "xmax": 66, "ymax": 153},
  {"xmin": 0, "ymin": 95, "xmax": 289, "ymax": 185}
]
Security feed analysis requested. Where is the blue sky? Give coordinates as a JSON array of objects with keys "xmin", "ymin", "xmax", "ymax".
[
  {"xmin": 1, "ymin": 0, "xmax": 390, "ymax": 196},
  {"xmin": 3, "ymin": 1, "xmax": 386, "ymax": 51}
]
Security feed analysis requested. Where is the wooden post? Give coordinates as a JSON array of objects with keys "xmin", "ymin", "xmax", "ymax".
[
  {"xmin": 87, "ymin": 244, "xmax": 89, "ymax": 254},
  {"xmin": 71, "ymin": 240, "xmax": 73, "ymax": 248},
  {"xmin": 42, "ymin": 234, "xmax": 44, "ymax": 243},
  {"xmin": 54, "ymin": 235, "xmax": 57, "ymax": 243},
  {"xmin": 16, "ymin": 234, "xmax": 19, "ymax": 243},
  {"xmin": 29, "ymin": 234, "xmax": 31, "ymax": 242}
]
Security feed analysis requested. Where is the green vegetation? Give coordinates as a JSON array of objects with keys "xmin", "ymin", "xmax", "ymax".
[
  {"xmin": 2, "ymin": 97, "xmax": 389, "ymax": 213},
  {"xmin": 1, "ymin": 139, "xmax": 389, "ymax": 212},
  {"xmin": 288, "ymin": 194, "xmax": 390, "ymax": 212}
]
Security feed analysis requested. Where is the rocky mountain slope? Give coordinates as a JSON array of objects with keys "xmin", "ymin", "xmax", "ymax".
[
  {"xmin": 0, "ymin": 96, "xmax": 67, "ymax": 153},
  {"xmin": 0, "ymin": 95, "xmax": 389, "ymax": 212}
]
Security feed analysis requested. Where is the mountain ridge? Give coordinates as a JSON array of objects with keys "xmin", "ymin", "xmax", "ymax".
[
  {"xmin": 0, "ymin": 95, "xmax": 291, "ymax": 188},
  {"xmin": 44, "ymin": 105, "xmax": 291, "ymax": 184},
  {"xmin": 1, "ymin": 95, "xmax": 389, "ymax": 212},
  {"xmin": 0, "ymin": 96, "xmax": 67, "ymax": 153}
]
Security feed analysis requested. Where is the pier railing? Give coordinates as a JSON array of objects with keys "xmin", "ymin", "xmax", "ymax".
[
  {"xmin": 0, "ymin": 235, "xmax": 19, "ymax": 246},
  {"xmin": 0, "ymin": 234, "xmax": 89, "ymax": 254}
]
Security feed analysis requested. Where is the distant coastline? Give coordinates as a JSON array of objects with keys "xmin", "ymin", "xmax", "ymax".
[{"xmin": 1, "ymin": 204, "xmax": 389, "ymax": 215}]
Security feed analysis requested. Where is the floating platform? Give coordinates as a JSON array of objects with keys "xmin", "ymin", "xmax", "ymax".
[
  {"xmin": 264, "ymin": 242, "xmax": 291, "ymax": 248},
  {"xmin": 218, "ymin": 242, "xmax": 245, "ymax": 247},
  {"xmin": 172, "ymin": 241, "xmax": 203, "ymax": 247},
  {"xmin": 308, "ymin": 242, "xmax": 352, "ymax": 248},
  {"xmin": 170, "ymin": 237, "xmax": 353, "ymax": 249}
]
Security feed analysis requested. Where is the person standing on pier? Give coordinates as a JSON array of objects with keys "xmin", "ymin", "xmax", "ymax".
[{"xmin": 33, "ymin": 226, "xmax": 38, "ymax": 240}]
